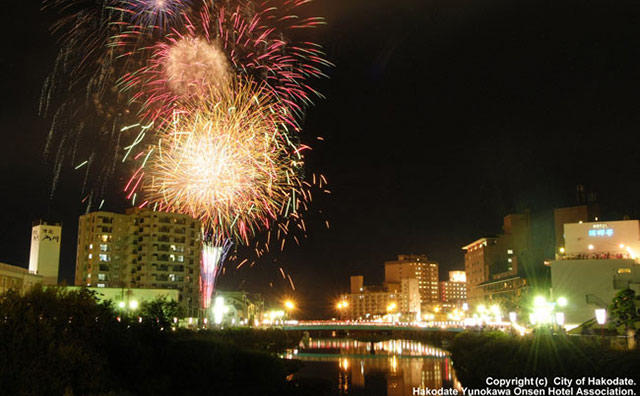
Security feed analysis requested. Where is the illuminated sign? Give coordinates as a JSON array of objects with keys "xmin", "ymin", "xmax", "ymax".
[{"xmin": 588, "ymin": 229, "xmax": 613, "ymax": 237}]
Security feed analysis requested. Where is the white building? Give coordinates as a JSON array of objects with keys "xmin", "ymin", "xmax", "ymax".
[
  {"xmin": 551, "ymin": 219, "xmax": 640, "ymax": 328},
  {"xmin": 28, "ymin": 220, "xmax": 61, "ymax": 285}
]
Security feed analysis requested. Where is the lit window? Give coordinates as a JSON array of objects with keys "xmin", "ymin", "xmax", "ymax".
[
  {"xmin": 97, "ymin": 283, "xmax": 105, "ymax": 288},
  {"xmin": 617, "ymin": 268, "xmax": 631, "ymax": 274},
  {"xmin": 99, "ymin": 254, "xmax": 110, "ymax": 262},
  {"xmin": 100, "ymin": 244, "xmax": 108, "ymax": 252},
  {"xmin": 507, "ymin": 249, "xmax": 513, "ymax": 255},
  {"xmin": 98, "ymin": 273, "xmax": 106, "ymax": 281}
]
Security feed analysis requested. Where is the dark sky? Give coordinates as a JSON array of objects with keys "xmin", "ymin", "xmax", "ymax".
[{"xmin": 2, "ymin": 0, "xmax": 640, "ymax": 318}]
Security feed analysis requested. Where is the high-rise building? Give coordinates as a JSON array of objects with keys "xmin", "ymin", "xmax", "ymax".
[
  {"xmin": 462, "ymin": 238, "xmax": 497, "ymax": 303},
  {"xmin": 350, "ymin": 275, "xmax": 364, "ymax": 294},
  {"xmin": 384, "ymin": 254, "xmax": 438, "ymax": 309},
  {"xmin": 463, "ymin": 212, "xmax": 534, "ymax": 307},
  {"xmin": 28, "ymin": 220, "xmax": 61, "ymax": 285},
  {"xmin": 439, "ymin": 271, "xmax": 467, "ymax": 309},
  {"xmin": 75, "ymin": 208, "xmax": 202, "ymax": 316},
  {"xmin": 339, "ymin": 276, "xmax": 419, "ymax": 321}
]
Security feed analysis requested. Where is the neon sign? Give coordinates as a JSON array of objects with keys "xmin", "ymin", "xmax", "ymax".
[{"xmin": 588, "ymin": 229, "xmax": 613, "ymax": 237}]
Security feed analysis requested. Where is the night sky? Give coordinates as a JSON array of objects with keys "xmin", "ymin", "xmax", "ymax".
[{"xmin": 2, "ymin": 0, "xmax": 640, "ymax": 318}]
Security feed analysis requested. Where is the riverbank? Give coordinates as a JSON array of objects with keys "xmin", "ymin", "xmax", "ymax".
[
  {"xmin": 449, "ymin": 331, "xmax": 640, "ymax": 387},
  {"xmin": 0, "ymin": 287, "xmax": 303, "ymax": 396}
]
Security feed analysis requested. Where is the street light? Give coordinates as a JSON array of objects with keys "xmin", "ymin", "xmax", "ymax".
[
  {"xmin": 595, "ymin": 308, "xmax": 607, "ymax": 340},
  {"xmin": 557, "ymin": 297, "xmax": 568, "ymax": 308},
  {"xmin": 595, "ymin": 308, "xmax": 606, "ymax": 325}
]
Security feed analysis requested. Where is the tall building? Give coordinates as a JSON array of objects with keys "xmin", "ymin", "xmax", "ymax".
[
  {"xmin": 551, "ymin": 219, "xmax": 640, "ymax": 327},
  {"xmin": 462, "ymin": 238, "xmax": 497, "ymax": 303},
  {"xmin": 439, "ymin": 271, "xmax": 467, "ymax": 309},
  {"xmin": 350, "ymin": 275, "xmax": 364, "ymax": 294},
  {"xmin": 28, "ymin": 220, "xmax": 61, "ymax": 285},
  {"xmin": 339, "ymin": 275, "xmax": 420, "ymax": 321},
  {"xmin": 462, "ymin": 212, "xmax": 534, "ymax": 307},
  {"xmin": 384, "ymin": 254, "xmax": 438, "ymax": 309},
  {"xmin": 75, "ymin": 208, "xmax": 202, "ymax": 316}
]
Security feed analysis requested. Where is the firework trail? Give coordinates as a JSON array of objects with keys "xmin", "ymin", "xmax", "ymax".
[
  {"xmin": 201, "ymin": 237, "xmax": 232, "ymax": 309},
  {"xmin": 119, "ymin": 0, "xmax": 331, "ymax": 127},
  {"xmin": 42, "ymin": 0, "xmax": 330, "ymax": 310},
  {"xmin": 124, "ymin": 77, "xmax": 312, "ymax": 307},
  {"xmin": 127, "ymin": 78, "xmax": 308, "ymax": 243},
  {"xmin": 40, "ymin": 0, "xmax": 193, "ymax": 210}
]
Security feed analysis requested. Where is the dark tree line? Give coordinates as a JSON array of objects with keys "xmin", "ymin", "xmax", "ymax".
[{"xmin": 0, "ymin": 286, "xmax": 299, "ymax": 396}]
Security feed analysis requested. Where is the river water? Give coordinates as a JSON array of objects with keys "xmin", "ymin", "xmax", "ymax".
[{"xmin": 282, "ymin": 338, "xmax": 463, "ymax": 396}]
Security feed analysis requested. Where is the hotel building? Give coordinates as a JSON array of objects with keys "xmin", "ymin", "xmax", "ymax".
[{"xmin": 75, "ymin": 208, "xmax": 202, "ymax": 316}]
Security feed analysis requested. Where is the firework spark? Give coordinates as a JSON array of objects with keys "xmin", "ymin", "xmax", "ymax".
[
  {"xmin": 129, "ymin": 78, "xmax": 308, "ymax": 245},
  {"xmin": 120, "ymin": 0, "xmax": 330, "ymax": 126},
  {"xmin": 200, "ymin": 239, "xmax": 232, "ymax": 309},
  {"xmin": 117, "ymin": 0, "xmax": 192, "ymax": 32}
]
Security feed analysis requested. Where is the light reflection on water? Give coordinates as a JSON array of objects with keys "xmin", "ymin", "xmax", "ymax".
[{"xmin": 283, "ymin": 338, "xmax": 463, "ymax": 396}]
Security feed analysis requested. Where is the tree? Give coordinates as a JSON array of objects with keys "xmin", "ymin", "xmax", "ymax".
[
  {"xmin": 139, "ymin": 296, "xmax": 182, "ymax": 329},
  {"xmin": 608, "ymin": 288, "xmax": 640, "ymax": 349}
]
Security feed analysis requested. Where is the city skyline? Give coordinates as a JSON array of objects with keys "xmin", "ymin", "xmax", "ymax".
[{"xmin": 2, "ymin": 0, "xmax": 640, "ymax": 318}]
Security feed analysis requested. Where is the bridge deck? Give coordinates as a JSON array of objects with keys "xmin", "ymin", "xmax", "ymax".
[{"xmin": 282, "ymin": 323, "xmax": 464, "ymax": 332}]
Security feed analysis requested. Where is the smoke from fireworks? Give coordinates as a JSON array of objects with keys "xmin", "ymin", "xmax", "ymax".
[{"xmin": 165, "ymin": 37, "xmax": 232, "ymax": 96}]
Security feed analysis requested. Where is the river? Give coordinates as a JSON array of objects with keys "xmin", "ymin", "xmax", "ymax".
[{"xmin": 282, "ymin": 338, "xmax": 463, "ymax": 396}]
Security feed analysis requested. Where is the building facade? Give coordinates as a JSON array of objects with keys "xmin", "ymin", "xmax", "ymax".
[
  {"xmin": 462, "ymin": 212, "xmax": 534, "ymax": 308},
  {"xmin": 551, "ymin": 219, "xmax": 640, "ymax": 327},
  {"xmin": 439, "ymin": 271, "xmax": 467, "ymax": 310},
  {"xmin": 28, "ymin": 220, "xmax": 61, "ymax": 285},
  {"xmin": 462, "ymin": 238, "xmax": 497, "ymax": 303},
  {"xmin": 340, "ymin": 275, "xmax": 419, "ymax": 321},
  {"xmin": 75, "ymin": 208, "xmax": 202, "ymax": 316},
  {"xmin": 0, "ymin": 262, "xmax": 43, "ymax": 295},
  {"xmin": 384, "ymin": 254, "xmax": 438, "ymax": 309},
  {"xmin": 553, "ymin": 204, "xmax": 600, "ymax": 256}
]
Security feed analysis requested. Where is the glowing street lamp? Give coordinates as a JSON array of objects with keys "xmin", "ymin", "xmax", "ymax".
[
  {"xmin": 595, "ymin": 308, "xmax": 607, "ymax": 340},
  {"xmin": 284, "ymin": 300, "xmax": 296, "ymax": 311},
  {"xmin": 129, "ymin": 300, "xmax": 139, "ymax": 310},
  {"xmin": 557, "ymin": 297, "xmax": 568, "ymax": 308}
]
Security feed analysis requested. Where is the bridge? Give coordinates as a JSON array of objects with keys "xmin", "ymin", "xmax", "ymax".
[{"xmin": 281, "ymin": 320, "xmax": 465, "ymax": 332}]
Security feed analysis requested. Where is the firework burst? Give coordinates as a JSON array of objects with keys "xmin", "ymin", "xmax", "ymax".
[
  {"xmin": 129, "ymin": 78, "xmax": 308, "ymax": 245},
  {"xmin": 120, "ymin": 0, "xmax": 330, "ymax": 127}
]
